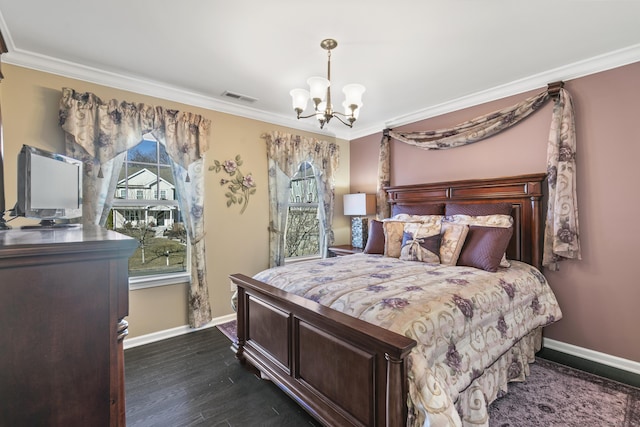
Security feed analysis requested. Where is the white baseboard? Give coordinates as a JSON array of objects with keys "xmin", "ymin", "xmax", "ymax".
[
  {"xmin": 543, "ymin": 338, "xmax": 640, "ymax": 376},
  {"xmin": 123, "ymin": 313, "xmax": 236, "ymax": 350}
]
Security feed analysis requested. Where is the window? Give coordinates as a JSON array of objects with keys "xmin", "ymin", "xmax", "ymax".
[
  {"xmin": 106, "ymin": 138, "xmax": 188, "ymax": 283},
  {"xmin": 123, "ymin": 210, "xmax": 141, "ymax": 223},
  {"xmin": 285, "ymin": 162, "xmax": 321, "ymax": 260}
]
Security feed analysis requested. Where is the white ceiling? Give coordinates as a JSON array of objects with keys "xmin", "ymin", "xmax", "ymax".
[{"xmin": 1, "ymin": 1, "xmax": 639, "ymax": 140}]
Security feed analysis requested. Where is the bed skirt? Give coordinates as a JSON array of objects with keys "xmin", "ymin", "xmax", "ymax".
[{"xmin": 455, "ymin": 328, "xmax": 542, "ymax": 427}]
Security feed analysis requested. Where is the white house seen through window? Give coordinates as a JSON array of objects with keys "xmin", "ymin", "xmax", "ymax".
[{"xmin": 106, "ymin": 138, "xmax": 187, "ymax": 278}]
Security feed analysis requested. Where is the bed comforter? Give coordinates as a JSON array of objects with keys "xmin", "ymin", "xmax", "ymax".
[{"xmin": 253, "ymin": 254, "xmax": 562, "ymax": 427}]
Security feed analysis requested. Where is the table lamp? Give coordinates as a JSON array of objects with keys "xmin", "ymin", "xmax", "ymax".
[{"xmin": 343, "ymin": 193, "xmax": 376, "ymax": 248}]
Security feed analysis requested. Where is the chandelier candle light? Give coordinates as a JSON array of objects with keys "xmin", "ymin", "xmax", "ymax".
[
  {"xmin": 343, "ymin": 193, "xmax": 376, "ymax": 249},
  {"xmin": 290, "ymin": 39, "xmax": 365, "ymax": 129}
]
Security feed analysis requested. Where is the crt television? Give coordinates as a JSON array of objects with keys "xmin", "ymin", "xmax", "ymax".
[{"xmin": 14, "ymin": 144, "xmax": 83, "ymax": 227}]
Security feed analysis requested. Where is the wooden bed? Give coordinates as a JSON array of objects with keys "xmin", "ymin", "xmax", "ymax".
[{"xmin": 230, "ymin": 173, "xmax": 547, "ymax": 427}]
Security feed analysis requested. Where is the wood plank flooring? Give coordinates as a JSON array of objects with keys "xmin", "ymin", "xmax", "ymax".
[
  {"xmin": 126, "ymin": 326, "xmax": 640, "ymax": 427},
  {"xmin": 125, "ymin": 327, "xmax": 321, "ymax": 427}
]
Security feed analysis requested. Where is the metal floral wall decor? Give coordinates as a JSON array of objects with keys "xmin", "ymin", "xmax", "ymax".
[{"xmin": 209, "ymin": 155, "xmax": 256, "ymax": 214}]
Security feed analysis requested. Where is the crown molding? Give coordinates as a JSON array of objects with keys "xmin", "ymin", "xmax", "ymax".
[
  {"xmin": 348, "ymin": 43, "xmax": 640, "ymax": 140},
  {"xmin": 3, "ymin": 43, "xmax": 639, "ymax": 142},
  {"xmin": 2, "ymin": 48, "xmax": 349, "ymax": 140}
]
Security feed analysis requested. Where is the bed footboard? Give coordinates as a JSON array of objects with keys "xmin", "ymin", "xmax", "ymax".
[{"xmin": 230, "ymin": 274, "xmax": 417, "ymax": 427}]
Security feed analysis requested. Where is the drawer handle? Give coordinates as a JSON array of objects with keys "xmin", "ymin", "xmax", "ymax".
[{"xmin": 117, "ymin": 319, "xmax": 129, "ymax": 342}]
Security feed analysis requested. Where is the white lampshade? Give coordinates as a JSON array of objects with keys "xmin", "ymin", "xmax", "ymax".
[
  {"xmin": 307, "ymin": 76, "xmax": 330, "ymax": 101},
  {"xmin": 343, "ymin": 193, "xmax": 376, "ymax": 216},
  {"xmin": 342, "ymin": 83, "xmax": 366, "ymax": 108},
  {"xmin": 290, "ymin": 88, "xmax": 310, "ymax": 111}
]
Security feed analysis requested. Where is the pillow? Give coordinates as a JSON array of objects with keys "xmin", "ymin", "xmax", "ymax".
[
  {"xmin": 392, "ymin": 202, "xmax": 445, "ymax": 217},
  {"xmin": 445, "ymin": 214, "xmax": 513, "ymax": 228},
  {"xmin": 457, "ymin": 226, "xmax": 513, "ymax": 272},
  {"xmin": 444, "ymin": 213, "xmax": 513, "ymax": 267},
  {"xmin": 363, "ymin": 220, "xmax": 385, "ymax": 254},
  {"xmin": 439, "ymin": 222, "xmax": 469, "ymax": 266},
  {"xmin": 383, "ymin": 215, "xmax": 443, "ymax": 258},
  {"xmin": 399, "ymin": 222, "xmax": 441, "ymax": 263},
  {"xmin": 445, "ymin": 202, "xmax": 512, "ymax": 216}
]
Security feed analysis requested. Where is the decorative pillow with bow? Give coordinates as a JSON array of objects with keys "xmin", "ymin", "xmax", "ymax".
[
  {"xmin": 382, "ymin": 215, "xmax": 443, "ymax": 258},
  {"xmin": 399, "ymin": 222, "xmax": 442, "ymax": 263}
]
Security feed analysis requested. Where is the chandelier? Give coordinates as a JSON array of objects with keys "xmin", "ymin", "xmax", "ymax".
[{"xmin": 290, "ymin": 39, "xmax": 365, "ymax": 129}]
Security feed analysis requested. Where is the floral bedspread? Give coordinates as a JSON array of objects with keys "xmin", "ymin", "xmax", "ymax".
[{"xmin": 253, "ymin": 254, "xmax": 562, "ymax": 426}]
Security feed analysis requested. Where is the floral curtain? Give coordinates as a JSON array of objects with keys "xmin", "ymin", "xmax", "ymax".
[
  {"xmin": 378, "ymin": 87, "xmax": 580, "ymax": 271},
  {"xmin": 59, "ymin": 87, "xmax": 213, "ymax": 328},
  {"xmin": 543, "ymin": 90, "xmax": 580, "ymax": 270},
  {"xmin": 263, "ymin": 131, "xmax": 339, "ymax": 267}
]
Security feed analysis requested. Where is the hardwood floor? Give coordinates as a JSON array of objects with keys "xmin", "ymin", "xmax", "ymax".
[
  {"xmin": 126, "ymin": 326, "xmax": 640, "ymax": 427},
  {"xmin": 125, "ymin": 327, "xmax": 321, "ymax": 427}
]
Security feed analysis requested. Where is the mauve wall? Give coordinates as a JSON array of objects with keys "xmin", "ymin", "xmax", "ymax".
[{"xmin": 349, "ymin": 61, "xmax": 640, "ymax": 363}]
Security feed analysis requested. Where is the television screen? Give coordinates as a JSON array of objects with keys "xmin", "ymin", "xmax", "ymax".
[{"xmin": 14, "ymin": 145, "xmax": 83, "ymax": 227}]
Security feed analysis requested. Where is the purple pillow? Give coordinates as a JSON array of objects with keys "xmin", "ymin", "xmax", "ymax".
[
  {"xmin": 363, "ymin": 220, "xmax": 385, "ymax": 254},
  {"xmin": 457, "ymin": 226, "xmax": 513, "ymax": 272}
]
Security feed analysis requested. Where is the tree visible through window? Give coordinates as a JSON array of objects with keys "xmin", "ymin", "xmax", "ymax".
[
  {"xmin": 285, "ymin": 162, "xmax": 321, "ymax": 259},
  {"xmin": 106, "ymin": 138, "xmax": 187, "ymax": 277}
]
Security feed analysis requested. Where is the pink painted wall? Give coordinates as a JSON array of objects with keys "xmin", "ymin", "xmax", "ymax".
[{"xmin": 350, "ymin": 62, "xmax": 640, "ymax": 363}]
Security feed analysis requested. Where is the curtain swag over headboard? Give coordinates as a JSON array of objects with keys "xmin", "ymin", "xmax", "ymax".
[
  {"xmin": 377, "ymin": 82, "xmax": 580, "ymax": 271},
  {"xmin": 59, "ymin": 87, "xmax": 213, "ymax": 328}
]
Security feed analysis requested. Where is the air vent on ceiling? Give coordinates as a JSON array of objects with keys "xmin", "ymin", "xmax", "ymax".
[{"xmin": 221, "ymin": 91, "xmax": 258, "ymax": 103}]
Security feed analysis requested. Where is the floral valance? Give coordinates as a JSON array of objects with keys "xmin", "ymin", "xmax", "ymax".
[
  {"xmin": 379, "ymin": 85, "xmax": 580, "ymax": 271},
  {"xmin": 59, "ymin": 87, "xmax": 210, "ymax": 170},
  {"xmin": 263, "ymin": 130, "xmax": 339, "ymax": 179}
]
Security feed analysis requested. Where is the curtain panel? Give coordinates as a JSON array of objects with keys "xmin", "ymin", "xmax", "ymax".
[
  {"xmin": 378, "ymin": 87, "xmax": 580, "ymax": 271},
  {"xmin": 59, "ymin": 87, "xmax": 213, "ymax": 328},
  {"xmin": 263, "ymin": 131, "xmax": 339, "ymax": 267}
]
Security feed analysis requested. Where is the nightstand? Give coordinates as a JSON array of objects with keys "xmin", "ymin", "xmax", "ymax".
[{"xmin": 329, "ymin": 245, "xmax": 364, "ymax": 256}]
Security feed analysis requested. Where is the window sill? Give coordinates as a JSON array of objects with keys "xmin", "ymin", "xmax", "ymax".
[
  {"xmin": 129, "ymin": 271, "xmax": 190, "ymax": 290},
  {"xmin": 285, "ymin": 254, "xmax": 322, "ymax": 265}
]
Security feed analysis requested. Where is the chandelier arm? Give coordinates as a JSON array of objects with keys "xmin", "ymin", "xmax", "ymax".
[
  {"xmin": 296, "ymin": 112, "xmax": 322, "ymax": 120},
  {"xmin": 331, "ymin": 111, "xmax": 351, "ymax": 118},
  {"xmin": 330, "ymin": 114, "xmax": 354, "ymax": 128}
]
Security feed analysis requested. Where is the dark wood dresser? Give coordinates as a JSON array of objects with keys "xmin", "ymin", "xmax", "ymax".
[{"xmin": 0, "ymin": 225, "xmax": 137, "ymax": 426}]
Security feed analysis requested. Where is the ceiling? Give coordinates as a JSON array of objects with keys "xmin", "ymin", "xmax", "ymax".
[{"xmin": 1, "ymin": 1, "xmax": 639, "ymax": 140}]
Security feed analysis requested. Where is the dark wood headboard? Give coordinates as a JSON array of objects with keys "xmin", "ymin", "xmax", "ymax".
[{"xmin": 385, "ymin": 173, "xmax": 547, "ymax": 269}]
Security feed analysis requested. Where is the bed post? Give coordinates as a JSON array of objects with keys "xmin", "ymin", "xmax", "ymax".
[
  {"xmin": 530, "ymin": 195, "xmax": 542, "ymax": 270},
  {"xmin": 527, "ymin": 175, "xmax": 546, "ymax": 270},
  {"xmin": 385, "ymin": 353, "xmax": 407, "ymax": 426},
  {"xmin": 235, "ymin": 286, "xmax": 247, "ymax": 362}
]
